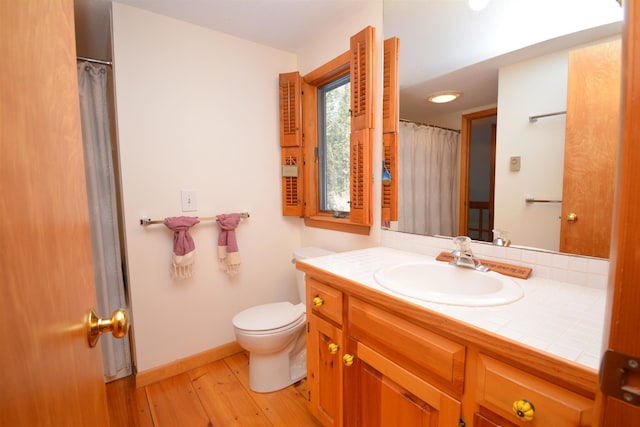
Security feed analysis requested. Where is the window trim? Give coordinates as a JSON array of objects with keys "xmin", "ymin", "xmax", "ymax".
[
  {"xmin": 317, "ymin": 72, "xmax": 351, "ymax": 215},
  {"xmin": 301, "ymin": 52, "xmax": 371, "ymax": 235}
]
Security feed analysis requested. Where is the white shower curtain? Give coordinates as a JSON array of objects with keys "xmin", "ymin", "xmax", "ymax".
[
  {"xmin": 398, "ymin": 121, "xmax": 460, "ymax": 236},
  {"xmin": 77, "ymin": 61, "xmax": 132, "ymax": 382}
]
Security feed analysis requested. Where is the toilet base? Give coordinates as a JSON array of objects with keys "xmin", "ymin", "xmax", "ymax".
[{"xmin": 248, "ymin": 347, "xmax": 306, "ymax": 393}]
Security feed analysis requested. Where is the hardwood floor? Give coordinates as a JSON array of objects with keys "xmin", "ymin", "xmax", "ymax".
[{"xmin": 106, "ymin": 351, "xmax": 323, "ymax": 426}]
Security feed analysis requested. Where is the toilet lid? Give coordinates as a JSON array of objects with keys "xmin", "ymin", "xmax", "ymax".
[{"xmin": 233, "ymin": 302, "xmax": 305, "ymax": 332}]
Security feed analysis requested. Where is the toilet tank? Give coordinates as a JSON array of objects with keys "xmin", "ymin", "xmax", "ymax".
[{"xmin": 293, "ymin": 247, "xmax": 334, "ymax": 303}]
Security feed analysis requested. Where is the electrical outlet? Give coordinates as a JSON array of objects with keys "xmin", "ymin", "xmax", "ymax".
[{"xmin": 181, "ymin": 190, "xmax": 197, "ymax": 212}]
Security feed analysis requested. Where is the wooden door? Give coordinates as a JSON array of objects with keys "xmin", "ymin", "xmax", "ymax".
[
  {"xmin": 459, "ymin": 108, "xmax": 498, "ymax": 241},
  {"xmin": 560, "ymin": 39, "xmax": 620, "ymax": 258},
  {"xmin": 597, "ymin": 0, "xmax": 640, "ymax": 423},
  {"xmin": 0, "ymin": 1, "xmax": 110, "ymax": 425}
]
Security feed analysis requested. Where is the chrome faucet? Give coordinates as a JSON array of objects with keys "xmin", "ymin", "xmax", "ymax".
[{"xmin": 450, "ymin": 236, "xmax": 489, "ymax": 272}]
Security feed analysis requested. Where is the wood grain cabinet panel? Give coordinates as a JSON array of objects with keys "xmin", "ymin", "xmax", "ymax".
[
  {"xmin": 348, "ymin": 297, "xmax": 466, "ymax": 393},
  {"xmin": 307, "ymin": 313, "xmax": 344, "ymax": 427},
  {"xmin": 352, "ymin": 342, "xmax": 461, "ymax": 427},
  {"xmin": 476, "ymin": 354, "xmax": 593, "ymax": 426}
]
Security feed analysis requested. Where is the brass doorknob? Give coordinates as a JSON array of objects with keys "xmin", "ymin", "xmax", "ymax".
[
  {"xmin": 313, "ymin": 296, "xmax": 324, "ymax": 307},
  {"xmin": 86, "ymin": 308, "xmax": 129, "ymax": 348},
  {"xmin": 566, "ymin": 212, "xmax": 578, "ymax": 223},
  {"xmin": 328, "ymin": 343, "xmax": 340, "ymax": 354}
]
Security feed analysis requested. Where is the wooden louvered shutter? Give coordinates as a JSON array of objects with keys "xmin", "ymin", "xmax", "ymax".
[
  {"xmin": 349, "ymin": 128, "xmax": 371, "ymax": 224},
  {"xmin": 382, "ymin": 37, "xmax": 399, "ymax": 222},
  {"xmin": 383, "ymin": 37, "xmax": 399, "ymax": 134},
  {"xmin": 279, "ymin": 72, "xmax": 304, "ymax": 216},
  {"xmin": 351, "ymin": 26, "xmax": 375, "ymax": 131},
  {"xmin": 382, "ymin": 133, "xmax": 398, "ymax": 222},
  {"xmin": 280, "ymin": 72, "xmax": 302, "ymax": 147},
  {"xmin": 349, "ymin": 26, "xmax": 375, "ymax": 226}
]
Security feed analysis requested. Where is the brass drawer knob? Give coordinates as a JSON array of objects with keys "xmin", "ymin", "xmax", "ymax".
[
  {"xmin": 512, "ymin": 399, "xmax": 535, "ymax": 421},
  {"xmin": 566, "ymin": 212, "xmax": 578, "ymax": 223},
  {"xmin": 313, "ymin": 296, "xmax": 324, "ymax": 307},
  {"xmin": 328, "ymin": 343, "xmax": 340, "ymax": 354},
  {"xmin": 343, "ymin": 354, "xmax": 355, "ymax": 367}
]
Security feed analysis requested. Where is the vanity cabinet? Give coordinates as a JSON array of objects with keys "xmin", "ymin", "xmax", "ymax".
[{"xmin": 302, "ymin": 268, "xmax": 596, "ymax": 427}]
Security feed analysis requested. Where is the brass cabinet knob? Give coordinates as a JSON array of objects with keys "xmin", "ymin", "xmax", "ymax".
[
  {"xmin": 566, "ymin": 212, "xmax": 578, "ymax": 223},
  {"xmin": 512, "ymin": 399, "xmax": 535, "ymax": 421},
  {"xmin": 328, "ymin": 343, "xmax": 340, "ymax": 354},
  {"xmin": 343, "ymin": 354, "xmax": 355, "ymax": 367},
  {"xmin": 86, "ymin": 308, "xmax": 129, "ymax": 348},
  {"xmin": 313, "ymin": 296, "xmax": 324, "ymax": 307}
]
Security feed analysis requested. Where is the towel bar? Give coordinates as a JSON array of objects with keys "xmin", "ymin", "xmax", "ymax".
[{"xmin": 140, "ymin": 212, "xmax": 250, "ymax": 226}]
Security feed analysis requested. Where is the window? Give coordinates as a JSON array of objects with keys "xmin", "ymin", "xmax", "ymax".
[
  {"xmin": 279, "ymin": 26, "xmax": 375, "ymax": 235},
  {"xmin": 318, "ymin": 74, "xmax": 351, "ymax": 214}
]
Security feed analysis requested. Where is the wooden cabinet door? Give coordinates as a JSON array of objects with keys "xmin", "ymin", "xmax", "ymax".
[
  {"xmin": 307, "ymin": 314, "xmax": 344, "ymax": 427},
  {"xmin": 350, "ymin": 342, "xmax": 460, "ymax": 427}
]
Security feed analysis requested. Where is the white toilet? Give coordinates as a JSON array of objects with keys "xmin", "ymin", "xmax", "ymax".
[{"xmin": 232, "ymin": 247, "xmax": 334, "ymax": 393}]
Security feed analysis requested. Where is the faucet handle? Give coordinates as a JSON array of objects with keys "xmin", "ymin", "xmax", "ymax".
[{"xmin": 452, "ymin": 236, "xmax": 472, "ymax": 251}]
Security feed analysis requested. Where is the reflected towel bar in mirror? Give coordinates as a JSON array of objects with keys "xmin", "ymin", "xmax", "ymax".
[
  {"xmin": 525, "ymin": 198, "xmax": 562, "ymax": 203},
  {"xmin": 528, "ymin": 111, "xmax": 567, "ymax": 123}
]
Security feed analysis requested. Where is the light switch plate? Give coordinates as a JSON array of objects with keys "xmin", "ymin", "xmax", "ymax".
[
  {"xmin": 510, "ymin": 156, "xmax": 521, "ymax": 172},
  {"xmin": 181, "ymin": 190, "xmax": 197, "ymax": 212}
]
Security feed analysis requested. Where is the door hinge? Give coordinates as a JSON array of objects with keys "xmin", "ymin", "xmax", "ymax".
[{"xmin": 600, "ymin": 349, "xmax": 640, "ymax": 407}]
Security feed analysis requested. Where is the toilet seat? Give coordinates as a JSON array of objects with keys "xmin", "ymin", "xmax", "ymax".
[{"xmin": 232, "ymin": 302, "xmax": 305, "ymax": 334}]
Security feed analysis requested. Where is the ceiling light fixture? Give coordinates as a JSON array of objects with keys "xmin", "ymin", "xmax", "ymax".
[
  {"xmin": 428, "ymin": 92, "xmax": 461, "ymax": 104},
  {"xmin": 469, "ymin": 0, "xmax": 489, "ymax": 11}
]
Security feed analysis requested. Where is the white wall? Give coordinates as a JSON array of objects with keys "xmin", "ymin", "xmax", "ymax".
[
  {"xmin": 494, "ymin": 49, "xmax": 569, "ymax": 251},
  {"xmin": 112, "ymin": 3, "xmax": 304, "ymax": 372},
  {"xmin": 111, "ymin": 1, "xmax": 384, "ymax": 374}
]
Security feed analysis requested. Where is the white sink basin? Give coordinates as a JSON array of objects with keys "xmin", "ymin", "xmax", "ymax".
[{"xmin": 373, "ymin": 262, "xmax": 523, "ymax": 307}]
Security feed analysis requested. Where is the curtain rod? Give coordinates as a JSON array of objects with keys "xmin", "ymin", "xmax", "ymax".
[
  {"xmin": 77, "ymin": 56, "xmax": 112, "ymax": 66},
  {"xmin": 400, "ymin": 119, "xmax": 460, "ymax": 133}
]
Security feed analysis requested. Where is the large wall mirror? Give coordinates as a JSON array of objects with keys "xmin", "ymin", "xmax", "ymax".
[{"xmin": 383, "ymin": 0, "xmax": 623, "ymax": 259}]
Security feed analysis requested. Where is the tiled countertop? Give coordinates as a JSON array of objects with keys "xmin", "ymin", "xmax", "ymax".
[{"xmin": 299, "ymin": 246, "xmax": 605, "ymax": 371}]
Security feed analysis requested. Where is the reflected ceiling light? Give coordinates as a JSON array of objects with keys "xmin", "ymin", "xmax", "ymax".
[
  {"xmin": 469, "ymin": 0, "xmax": 489, "ymax": 11},
  {"xmin": 428, "ymin": 92, "xmax": 461, "ymax": 104}
]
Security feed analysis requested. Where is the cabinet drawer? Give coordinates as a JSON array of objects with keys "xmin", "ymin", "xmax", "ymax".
[
  {"xmin": 307, "ymin": 278, "xmax": 343, "ymax": 326},
  {"xmin": 476, "ymin": 354, "xmax": 593, "ymax": 427},
  {"xmin": 348, "ymin": 297, "xmax": 465, "ymax": 393}
]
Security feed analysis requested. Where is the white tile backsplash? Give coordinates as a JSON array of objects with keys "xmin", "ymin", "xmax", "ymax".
[{"xmin": 381, "ymin": 230, "xmax": 609, "ymax": 290}]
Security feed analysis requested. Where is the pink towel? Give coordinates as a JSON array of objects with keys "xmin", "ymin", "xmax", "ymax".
[
  {"xmin": 216, "ymin": 213, "xmax": 241, "ymax": 275},
  {"xmin": 164, "ymin": 216, "xmax": 200, "ymax": 279}
]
